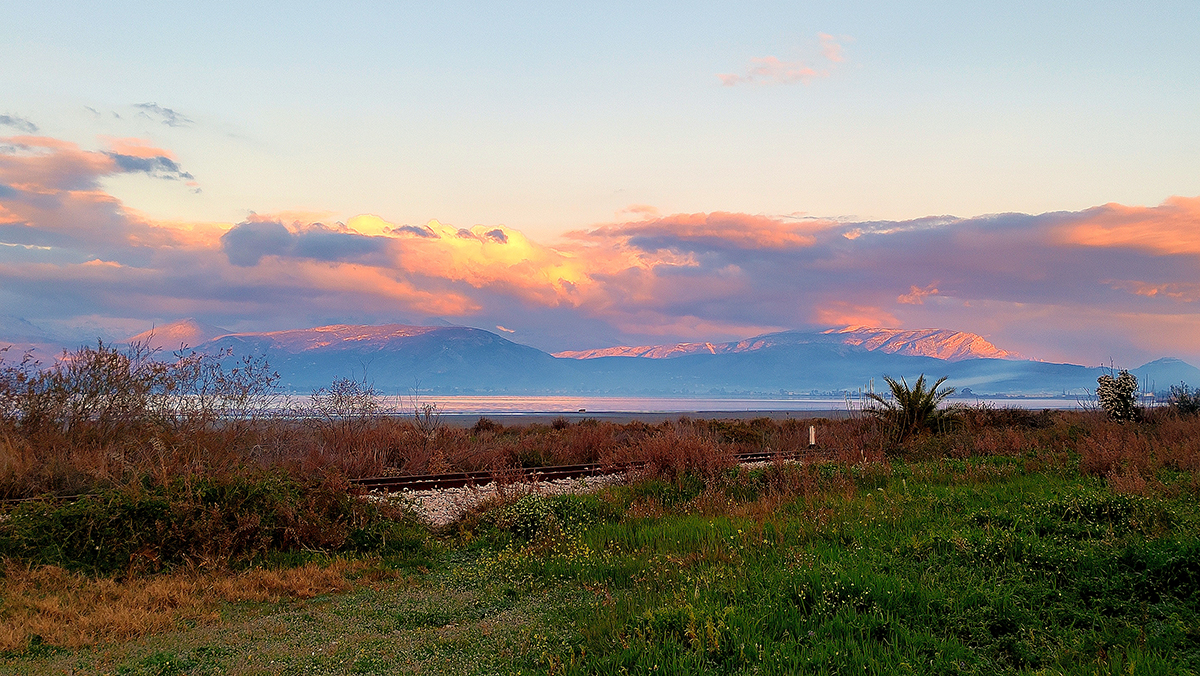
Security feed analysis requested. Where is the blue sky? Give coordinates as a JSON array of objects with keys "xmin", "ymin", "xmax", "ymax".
[{"xmin": 5, "ymin": 1, "xmax": 1196, "ymax": 231}]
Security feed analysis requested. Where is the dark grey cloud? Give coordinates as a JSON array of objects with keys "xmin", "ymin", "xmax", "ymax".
[
  {"xmin": 393, "ymin": 224, "xmax": 439, "ymax": 238},
  {"xmin": 0, "ymin": 115, "xmax": 38, "ymax": 134},
  {"xmin": 133, "ymin": 103, "xmax": 193, "ymax": 128},
  {"xmin": 219, "ymin": 221, "xmax": 388, "ymax": 267},
  {"xmin": 293, "ymin": 227, "xmax": 389, "ymax": 261},
  {"xmin": 105, "ymin": 153, "xmax": 195, "ymax": 181},
  {"xmin": 484, "ymin": 228, "xmax": 508, "ymax": 244},
  {"xmin": 0, "ymin": 223, "xmax": 71, "ymax": 248},
  {"xmin": 219, "ymin": 221, "xmax": 293, "ymax": 266}
]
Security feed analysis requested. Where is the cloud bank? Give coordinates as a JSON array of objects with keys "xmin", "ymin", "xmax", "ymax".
[{"xmin": 1, "ymin": 133, "xmax": 1199, "ymax": 365}]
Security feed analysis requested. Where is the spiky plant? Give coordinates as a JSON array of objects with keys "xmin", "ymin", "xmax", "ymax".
[{"xmin": 864, "ymin": 374, "xmax": 957, "ymax": 441}]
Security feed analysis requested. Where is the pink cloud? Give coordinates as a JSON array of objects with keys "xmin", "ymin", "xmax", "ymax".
[
  {"xmin": 897, "ymin": 283, "xmax": 940, "ymax": 305},
  {"xmin": 812, "ymin": 302, "xmax": 899, "ymax": 329},
  {"xmin": 719, "ymin": 57, "xmax": 820, "ymax": 87},
  {"xmin": 577, "ymin": 211, "xmax": 829, "ymax": 250},
  {"xmin": 101, "ymin": 137, "xmax": 177, "ymax": 160},
  {"xmin": 1055, "ymin": 195, "xmax": 1200, "ymax": 255},
  {"xmin": 819, "ymin": 33, "xmax": 845, "ymax": 63},
  {"xmin": 719, "ymin": 33, "xmax": 847, "ymax": 87},
  {"xmin": 5, "ymin": 132, "xmax": 1200, "ymax": 364}
]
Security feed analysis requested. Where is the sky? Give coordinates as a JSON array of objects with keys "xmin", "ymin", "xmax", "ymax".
[{"xmin": 1, "ymin": 1, "xmax": 1199, "ymax": 366}]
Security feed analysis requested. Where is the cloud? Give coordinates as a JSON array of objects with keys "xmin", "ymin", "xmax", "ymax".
[
  {"xmin": 897, "ymin": 283, "xmax": 940, "ymax": 305},
  {"xmin": 719, "ymin": 57, "xmax": 819, "ymax": 87},
  {"xmin": 577, "ymin": 212, "xmax": 828, "ymax": 252},
  {"xmin": 219, "ymin": 221, "xmax": 293, "ymax": 266},
  {"xmin": 818, "ymin": 33, "xmax": 845, "ymax": 63},
  {"xmin": 719, "ymin": 33, "xmax": 847, "ymax": 87},
  {"xmin": 618, "ymin": 204, "xmax": 660, "ymax": 219},
  {"xmin": 0, "ymin": 115, "xmax": 38, "ymax": 134},
  {"xmin": 105, "ymin": 153, "xmax": 194, "ymax": 181},
  {"xmin": 392, "ymin": 224, "xmax": 440, "ymax": 238},
  {"xmin": 133, "ymin": 103, "xmax": 193, "ymax": 128},
  {"xmin": 1055, "ymin": 196, "xmax": 1200, "ymax": 255},
  {"xmin": 4, "ymin": 132, "xmax": 1200, "ymax": 364},
  {"xmin": 220, "ymin": 220, "xmax": 389, "ymax": 267},
  {"xmin": 813, "ymin": 302, "xmax": 899, "ymax": 328}
]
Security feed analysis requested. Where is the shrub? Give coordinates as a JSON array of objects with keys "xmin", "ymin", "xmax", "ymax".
[
  {"xmin": 1168, "ymin": 382, "xmax": 1200, "ymax": 417},
  {"xmin": 485, "ymin": 493, "xmax": 621, "ymax": 540},
  {"xmin": 0, "ymin": 473, "xmax": 424, "ymax": 573},
  {"xmin": 1097, "ymin": 369, "xmax": 1139, "ymax": 422},
  {"xmin": 610, "ymin": 425, "xmax": 733, "ymax": 481}
]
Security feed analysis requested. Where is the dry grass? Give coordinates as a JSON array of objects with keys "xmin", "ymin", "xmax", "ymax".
[
  {"xmin": 9, "ymin": 401, "xmax": 1200, "ymax": 501},
  {"xmin": 0, "ymin": 557, "xmax": 376, "ymax": 652}
]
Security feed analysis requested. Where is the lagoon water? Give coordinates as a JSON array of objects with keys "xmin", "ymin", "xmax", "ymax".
[{"xmin": 387, "ymin": 395, "xmax": 1089, "ymax": 415}]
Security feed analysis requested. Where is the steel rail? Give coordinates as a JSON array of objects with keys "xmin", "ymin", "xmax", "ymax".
[
  {"xmin": 0, "ymin": 449, "xmax": 826, "ymax": 504},
  {"xmin": 350, "ymin": 448, "xmax": 825, "ymax": 494}
]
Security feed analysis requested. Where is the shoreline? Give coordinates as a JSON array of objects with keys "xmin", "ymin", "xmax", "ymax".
[{"xmin": 435, "ymin": 410, "xmax": 853, "ymax": 426}]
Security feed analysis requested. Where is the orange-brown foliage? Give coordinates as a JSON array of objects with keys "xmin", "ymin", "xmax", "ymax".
[{"xmin": 0, "ymin": 558, "xmax": 369, "ymax": 651}]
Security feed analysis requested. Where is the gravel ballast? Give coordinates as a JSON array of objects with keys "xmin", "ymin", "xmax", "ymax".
[{"xmin": 371, "ymin": 472, "xmax": 625, "ymax": 527}]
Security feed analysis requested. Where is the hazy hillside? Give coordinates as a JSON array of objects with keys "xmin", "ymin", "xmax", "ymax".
[
  {"xmin": 192, "ymin": 323, "xmax": 572, "ymax": 392},
  {"xmin": 66, "ymin": 319, "xmax": 1199, "ymax": 396}
]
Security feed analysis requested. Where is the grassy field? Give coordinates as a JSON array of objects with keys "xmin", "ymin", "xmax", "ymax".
[{"xmin": 3, "ymin": 450, "xmax": 1197, "ymax": 675}]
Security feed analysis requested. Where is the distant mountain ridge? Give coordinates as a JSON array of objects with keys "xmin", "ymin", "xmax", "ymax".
[
  {"xmin": 554, "ymin": 326, "xmax": 1018, "ymax": 362},
  {"xmin": 179, "ymin": 322, "xmax": 565, "ymax": 392},
  {"xmin": 7, "ymin": 318, "xmax": 1179, "ymax": 396}
]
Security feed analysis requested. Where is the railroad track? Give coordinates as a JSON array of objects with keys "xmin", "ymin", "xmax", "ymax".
[
  {"xmin": 351, "ymin": 448, "xmax": 825, "ymax": 494},
  {"xmin": 0, "ymin": 449, "xmax": 827, "ymax": 505}
]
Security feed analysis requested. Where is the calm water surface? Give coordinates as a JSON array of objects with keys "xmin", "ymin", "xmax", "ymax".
[{"xmin": 387, "ymin": 395, "xmax": 1089, "ymax": 415}]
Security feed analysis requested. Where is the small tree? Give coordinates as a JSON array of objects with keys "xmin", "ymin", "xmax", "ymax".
[
  {"xmin": 309, "ymin": 376, "xmax": 387, "ymax": 449},
  {"xmin": 1096, "ymin": 370, "xmax": 1139, "ymax": 422},
  {"xmin": 864, "ymin": 374, "xmax": 956, "ymax": 442},
  {"xmin": 1168, "ymin": 382, "xmax": 1200, "ymax": 417}
]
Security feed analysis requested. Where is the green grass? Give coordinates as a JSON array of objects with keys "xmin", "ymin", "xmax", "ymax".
[{"xmin": 4, "ymin": 458, "xmax": 1199, "ymax": 675}]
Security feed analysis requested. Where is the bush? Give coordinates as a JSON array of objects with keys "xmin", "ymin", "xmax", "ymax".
[
  {"xmin": 0, "ymin": 473, "xmax": 424, "ymax": 573},
  {"xmin": 485, "ymin": 493, "xmax": 621, "ymax": 540},
  {"xmin": 1097, "ymin": 369, "xmax": 1139, "ymax": 422},
  {"xmin": 1168, "ymin": 382, "xmax": 1200, "ymax": 417}
]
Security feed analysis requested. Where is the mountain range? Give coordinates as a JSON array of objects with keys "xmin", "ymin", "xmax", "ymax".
[
  {"xmin": 7, "ymin": 319, "xmax": 1175, "ymax": 396},
  {"xmin": 554, "ymin": 326, "xmax": 1021, "ymax": 362},
  {"xmin": 4, "ymin": 317, "xmax": 1198, "ymax": 396}
]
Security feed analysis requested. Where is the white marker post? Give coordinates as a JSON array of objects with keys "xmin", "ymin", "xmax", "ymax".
[{"xmin": 808, "ymin": 425, "xmax": 816, "ymax": 448}]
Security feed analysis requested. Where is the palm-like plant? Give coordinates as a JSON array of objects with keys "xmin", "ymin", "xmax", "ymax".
[{"xmin": 864, "ymin": 374, "xmax": 956, "ymax": 441}]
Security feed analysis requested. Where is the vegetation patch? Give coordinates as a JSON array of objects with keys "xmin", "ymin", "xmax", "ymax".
[{"xmin": 2, "ymin": 345, "xmax": 1200, "ymax": 673}]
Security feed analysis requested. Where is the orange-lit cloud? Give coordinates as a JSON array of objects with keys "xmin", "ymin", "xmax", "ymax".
[
  {"xmin": 5, "ymin": 133, "xmax": 1200, "ymax": 364},
  {"xmin": 576, "ymin": 211, "xmax": 829, "ymax": 250},
  {"xmin": 1106, "ymin": 279, "xmax": 1200, "ymax": 302},
  {"xmin": 813, "ymin": 302, "xmax": 899, "ymax": 328},
  {"xmin": 898, "ymin": 283, "xmax": 940, "ymax": 305},
  {"xmin": 617, "ymin": 204, "xmax": 660, "ymax": 219},
  {"xmin": 101, "ymin": 137, "xmax": 176, "ymax": 159},
  {"xmin": 1056, "ymin": 196, "xmax": 1200, "ymax": 255}
]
